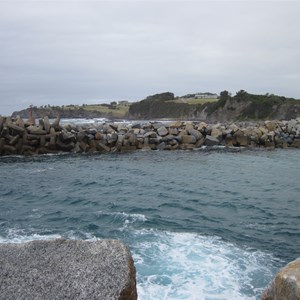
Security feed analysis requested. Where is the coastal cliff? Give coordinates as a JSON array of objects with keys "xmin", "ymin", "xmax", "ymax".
[
  {"xmin": 10, "ymin": 91, "xmax": 300, "ymax": 122},
  {"xmin": 0, "ymin": 115, "xmax": 300, "ymax": 156},
  {"xmin": 0, "ymin": 239, "xmax": 137, "ymax": 300}
]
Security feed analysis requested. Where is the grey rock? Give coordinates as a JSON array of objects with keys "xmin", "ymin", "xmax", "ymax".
[
  {"xmin": 157, "ymin": 126, "xmax": 169, "ymax": 137},
  {"xmin": 168, "ymin": 127, "xmax": 178, "ymax": 135},
  {"xmin": 0, "ymin": 238, "xmax": 137, "ymax": 300},
  {"xmin": 157, "ymin": 142, "xmax": 166, "ymax": 150},
  {"xmin": 144, "ymin": 131, "xmax": 157, "ymax": 138},
  {"xmin": 205, "ymin": 135, "xmax": 220, "ymax": 146},
  {"xmin": 188, "ymin": 129, "xmax": 203, "ymax": 140},
  {"xmin": 181, "ymin": 135, "xmax": 196, "ymax": 144}
]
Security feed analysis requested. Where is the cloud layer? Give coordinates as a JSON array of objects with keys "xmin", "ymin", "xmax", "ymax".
[{"xmin": 1, "ymin": 1, "xmax": 300, "ymax": 115}]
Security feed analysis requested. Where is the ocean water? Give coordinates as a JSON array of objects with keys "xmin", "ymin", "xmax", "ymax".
[{"xmin": 0, "ymin": 148, "xmax": 299, "ymax": 299}]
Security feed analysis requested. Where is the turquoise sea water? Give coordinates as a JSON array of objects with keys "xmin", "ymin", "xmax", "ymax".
[{"xmin": 0, "ymin": 148, "xmax": 299, "ymax": 299}]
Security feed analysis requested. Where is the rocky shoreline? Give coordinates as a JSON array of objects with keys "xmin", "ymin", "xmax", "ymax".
[{"xmin": 0, "ymin": 115, "xmax": 300, "ymax": 156}]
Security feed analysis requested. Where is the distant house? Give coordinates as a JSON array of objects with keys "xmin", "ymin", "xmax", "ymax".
[
  {"xmin": 118, "ymin": 100, "xmax": 130, "ymax": 106},
  {"xmin": 195, "ymin": 93, "xmax": 219, "ymax": 99}
]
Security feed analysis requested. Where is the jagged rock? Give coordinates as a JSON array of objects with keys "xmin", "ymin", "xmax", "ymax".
[
  {"xmin": 26, "ymin": 125, "xmax": 47, "ymax": 135},
  {"xmin": 205, "ymin": 135, "xmax": 220, "ymax": 146},
  {"xmin": 6, "ymin": 122, "xmax": 25, "ymax": 134},
  {"xmin": 0, "ymin": 117, "xmax": 5, "ymax": 132},
  {"xmin": 97, "ymin": 142, "xmax": 111, "ymax": 152},
  {"xmin": 181, "ymin": 135, "xmax": 196, "ymax": 144},
  {"xmin": 291, "ymin": 139, "xmax": 300, "ymax": 148},
  {"xmin": 168, "ymin": 127, "xmax": 178, "ymax": 135},
  {"xmin": 262, "ymin": 258, "xmax": 300, "ymax": 300},
  {"xmin": 0, "ymin": 239, "xmax": 137, "ymax": 300},
  {"xmin": 9, "ymin": 135, "xmax": 20, "ymax": 146},
  {"xmin": 265, "ymin": 120, "xmax": 277, "ymax": 131},
  {"xmin": 56, "ymin": 139, "xmax": 75, "ymax": 151},
  {"xmin": 195, "ymin": 122, "xmax": 207, "ymax": 131},
  {"xmin": 188, "ymin": 129, "xmax": 203, "ymax": 140},
  {"xmin": 51, "ymin": 116, "xmax": 61, "ymax": 131},
  {"xmin": 43, "ymin": 116, "xmax": 51, "ymax": 133},
  {"xmin": 169, "ymin": 121, "xmax": 182, "ymax": 128},
  {"xmin": 144, "ymin": 131, "xmax": 157, "ymax": 138},
  {"xmin": 157, "ymin": 126, "xmax": 169, "ymax": 137},
  {"xmin": 157, "ymin": 142, "xmax": 166, "ymax": 150},
  {"xmin": 210, "ymin": 128, "xmax": 223, "ymax": 140},
  {"xmin": 229, "ymin": 123, "xmax": 239, "ymax": 133}
]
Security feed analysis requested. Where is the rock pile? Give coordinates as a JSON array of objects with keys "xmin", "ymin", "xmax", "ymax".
[{"xmin": 1, "ymin": 116, "xmax": 300, "ymax": 156}]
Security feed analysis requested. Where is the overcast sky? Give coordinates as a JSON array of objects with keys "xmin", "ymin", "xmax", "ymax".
[{"xmin": 1, "ymin": 1, "xmax": 300, "ymax": 115}]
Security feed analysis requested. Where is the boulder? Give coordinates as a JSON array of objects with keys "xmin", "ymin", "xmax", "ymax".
[
  {"xmin": 196, "ymin": 122, "xmax": 208, "ymax": 131},
  {"xmin": 157, "ymin": 142, "xmax": 166, "ymax": 150},
  {"xmin": 157, "ymin": 126, "xmax": 169, "ymax": 137},
  {"xmin": 181, "ymin": 135, "xmax": 196, "ymax": 144},
  {"xmin": 0, "ymin": 239, "xmax": 137, "ymax": 300},
  {"xmin": 291, "ymin": 139, "xmax": 300, "ymax": 148},
  {"xmin": 210, "ymin": 128, "xmax": 223, "ymax": 140},
  {"xmin": 205, "ymin": 135, "xmax": 220, "ymax": 146},
  {"xmin": 168, "ymin": 127, "xmax": 178, "ymax": 135},
  {"xmin": 265, "ymin": 120, "xmax": 277, "ymax": 132},
  {"xmin": 169, "ymin": 121, "xmax": 183, "ymax": 128},
  {"xmin": 188, "ymin": 129, "xmax": 203, "ymax": 140},
  {"xmin": 43, "ymin": 116, "xmax": 51, "ymax": 133},
  {"xmin": 262, "ymin": 258, "xmax": 300, "ymax": 300},
  {"xmin": 6, "ymin": 122, "xmax": 25, "ymax": 134}
]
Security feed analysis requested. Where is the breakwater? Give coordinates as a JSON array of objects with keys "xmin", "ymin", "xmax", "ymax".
[{"xmin": 0, "ymin": 115, "xmax": 300, "ymax": 156}]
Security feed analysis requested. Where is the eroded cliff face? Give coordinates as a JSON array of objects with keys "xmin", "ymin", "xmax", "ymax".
[{"xmin": 194, "ymin": 98, "xmax": 300, "ymax": 123}]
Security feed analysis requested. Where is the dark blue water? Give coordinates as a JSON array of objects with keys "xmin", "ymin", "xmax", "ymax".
[{"xmin": 0, "ymin": 149, "xmax": 299, "ymax": 299}]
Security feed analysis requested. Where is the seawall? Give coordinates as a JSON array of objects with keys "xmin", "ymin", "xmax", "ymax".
[
  {"xmin": 0, "ymin": 238, "xmax": 137, "ymax": 300},
  {"xmin": 0, "ymin": 115, "xmax": 300, "ymax": 156}
]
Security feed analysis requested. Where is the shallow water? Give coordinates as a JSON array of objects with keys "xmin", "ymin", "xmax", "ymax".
[{"xmin": 0, "ymin": 148, "xmax": 299, "ymax": 299}]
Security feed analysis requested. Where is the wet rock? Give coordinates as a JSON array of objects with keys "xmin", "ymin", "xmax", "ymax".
[
  {"xmin": 262, "ymin": 258, "xmax": 300, "ymax": 300},
  {"xmin": 0, "ymin": 239, "xmax": 137, "ymax": 300}
]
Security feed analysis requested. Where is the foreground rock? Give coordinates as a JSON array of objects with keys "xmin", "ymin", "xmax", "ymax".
[
  {"xmin": 262, "ymin": 258, "xmax": 300, "ymax": 300},
  {"xmin": 0, "ymin": 115, "xmax": 300, "ymax": 156},
  {"xmin": 0, "ymin": 239, "xmax": 137, "ymax": 300}
]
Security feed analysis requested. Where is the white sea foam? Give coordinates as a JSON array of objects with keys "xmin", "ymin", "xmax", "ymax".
[
  {"xmin": 97, "ymin": 211, "xmax": 147, "ymax": 223},
  {"xmin": 1, "ymin": 226, "xmax": 276, "ymax": 299},
  {"xmin": 0, "ymin": 228, "xmax": 62, "ymax": 244},
  {"xmin": 131, "ymin": 229, "xmax": 276, "ymax": 300}
]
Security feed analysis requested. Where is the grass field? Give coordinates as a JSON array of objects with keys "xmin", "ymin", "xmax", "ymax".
[
  {"xmin": 85, "ymin": 105, "xmax": 129, "ymax": 118},
  {"xmin": 173, "ymin": 98, "xmax": 219, "ymax": 105}
]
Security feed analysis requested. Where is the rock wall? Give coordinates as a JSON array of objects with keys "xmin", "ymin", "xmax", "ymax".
[
  {"xmin": 0, "ymin": 115, "xmax": 300, "ymax": 156},
  {"xmin": 0, "ymin": 238, "xmax": 137, "ymax": 300},
  {"xmin": 262, "ymin": 258, "xmax": 300, "ymax": 300}
]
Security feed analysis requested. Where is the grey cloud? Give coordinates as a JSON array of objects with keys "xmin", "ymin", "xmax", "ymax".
[{"xmin": 0, "ymin": 1, "xmax": 300, "ymax": 115}]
